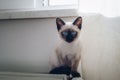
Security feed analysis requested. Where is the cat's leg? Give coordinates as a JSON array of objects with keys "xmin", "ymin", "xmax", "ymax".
[
  {"xmin": 57, "ymin": 53, "xmax": 64, "ymax": 65},
  {"xmin": 49, "ymin": 52, "xmax": 61, "ymax": 74},
  {"xmin": 49, "ymin": 52, "xmax": 60, "ymax": 70},
  {"xmin": 71, "ymin": 57, "xmax": 81, "ymax": 78},
  {"xmin": 49, "ymin": 51, "xmax": 71, "ymax": 75},
  {"xmin": 72, "ymin": 58, "xmax": 80, "ymax": 71},
  {"xmin": 50, "ymin": 56, "xmax": 71, "ymax": 76}
]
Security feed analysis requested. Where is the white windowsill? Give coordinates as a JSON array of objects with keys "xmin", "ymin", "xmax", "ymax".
[{"xmin": 0, "ymin": 6, "xmax": 79, "ymax": 19}]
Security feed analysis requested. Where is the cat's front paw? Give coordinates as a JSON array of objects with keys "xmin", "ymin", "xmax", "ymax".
[
  {"xmin": 71, "ymin": 71, "xmax": 81, "ymax": 78},
  {"xmin": 49, "ymin": 66, "xmax": 71, "ymax": 76}
]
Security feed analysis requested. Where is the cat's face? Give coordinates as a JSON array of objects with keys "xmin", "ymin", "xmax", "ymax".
[{"xmin": 56, "ymin": 17, "xmax": 82, "ymax": 43}]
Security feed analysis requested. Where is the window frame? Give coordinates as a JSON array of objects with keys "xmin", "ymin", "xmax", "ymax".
[
  {"xmin": 0, "ymin": 0, "xmax": 79, "ymax": 19},
  {"xmin": 0, "ymin": 0, "xmax": 36, "ymax": 9}
]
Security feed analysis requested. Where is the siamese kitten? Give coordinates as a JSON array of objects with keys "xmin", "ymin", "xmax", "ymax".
[{"xmin": 50, "ymin": 17, "xmax": 82, "ymax": 78}]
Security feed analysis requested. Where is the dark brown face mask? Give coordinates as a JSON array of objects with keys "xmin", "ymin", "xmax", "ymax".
[{"xmin": 61, "ymin": 29, "xmax": 78, "ymax": 43}]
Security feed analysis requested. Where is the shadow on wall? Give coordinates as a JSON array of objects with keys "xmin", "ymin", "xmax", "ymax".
[{"xmin": 0, "ymin": 17, "xmax": 76, "ymax": 73}]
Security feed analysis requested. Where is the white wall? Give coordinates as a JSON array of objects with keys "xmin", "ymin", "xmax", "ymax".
[
  {"xmin": 0, "ymin": 14, "xmax": 120, "ymax": 80},
  {"xmin": 80, "ymin": 15, "xmax": 120, "ymax": 80},
  {"xmin": 0, "ymin": 17, "xmax": 75, "ymax": 73}
]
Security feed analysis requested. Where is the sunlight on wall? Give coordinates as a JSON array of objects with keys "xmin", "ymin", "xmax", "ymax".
[{"xmin": 78, "ymin": 0, "xmax": 120, "ymax": 17}]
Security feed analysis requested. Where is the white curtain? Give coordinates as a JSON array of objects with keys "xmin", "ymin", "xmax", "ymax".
[{"xmin": 78, "ymin": 0, "xmax": 120, "ymax": 17}]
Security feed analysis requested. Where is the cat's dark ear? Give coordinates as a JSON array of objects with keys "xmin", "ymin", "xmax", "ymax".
[
  {"xmin": 56, "ymin": 18, "xmax": 65, "ymax": 31},
  {"xmin": 73, "ymin": 17, "xmax": 82, "ymax": 30}
]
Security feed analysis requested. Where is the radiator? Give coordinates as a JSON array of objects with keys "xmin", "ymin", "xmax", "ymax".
[{"xmin": 0, "ymin": 72, "xmax": 67, "ymax": 80}]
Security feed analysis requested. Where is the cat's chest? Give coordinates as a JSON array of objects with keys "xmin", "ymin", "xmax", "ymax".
[
  {"xmin": 60, "ymin": 46, "xmax": 77, "ymax": 55},
  {"xmin": 57, "ymin": 42, "xmax": 81, "ymax": 58}
]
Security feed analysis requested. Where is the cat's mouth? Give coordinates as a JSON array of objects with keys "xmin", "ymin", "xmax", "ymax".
[{"xmin": 65, "ymin": 36, "xmax": 75, "ymax": 43}]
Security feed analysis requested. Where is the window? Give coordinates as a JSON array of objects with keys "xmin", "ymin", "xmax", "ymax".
[
  {"xmin": 0, "ymin": 0, "xmax": 79, "ymax": 19},
  {"xmin": 0, "ymin": 0, "xmax": 35, "ymax": 9},
  {"xmin": 49, "ymin": 0, "xmax": 78, "ymax": 6},
  {"xmin": 0, "ymin": 0, "xmax": 79, "ymax": 10},
  {"xmin": 48, "ymin": 0, "xmax": 78, "ymax": 10}
]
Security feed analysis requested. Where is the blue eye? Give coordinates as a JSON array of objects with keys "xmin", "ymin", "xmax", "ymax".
[
  {"xmin": 71, "ymin": 31, "xmax": 77, "ymax": 35},
  {"xmin": 62, "ymin": 31, "xmax": 68, "ymax": 36}
]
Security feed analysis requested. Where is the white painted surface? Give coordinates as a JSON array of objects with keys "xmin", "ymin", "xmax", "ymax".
[
  {"xmin": 80, "ymin": 14, "xmax": 120, "ymax": 80},
  {"xmin": 0, "ymin": 0, "xmax": 78, "ymax": 19},
  {"xmin": 0, "ymin": 8, "xmax": 78, "ymax": 19},
  {"xmin": 49, "ymin": 0, "xmax": 78, "ymax": 6},
  {"xmin": 72, "ymin": 78, "xmax": 83, "ymax": 80},
  {"xmin": 0, "ymin": 0, "xmax": 35, "ymax": 9},
  {"xmin": 0, "ymin": 17, "xmax": 75, "ymax": 73},
  {"xmin": 0, "ymin": 14, "xmax": 120, "ymax": 80},
  {"xmin": 0, "ymin": 72, "xmax": 66, "ymax": 80}
]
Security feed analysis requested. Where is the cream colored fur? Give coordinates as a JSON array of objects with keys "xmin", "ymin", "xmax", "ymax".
[{"xmin": 50, "ymin": 23, "xmax": 82, "ymax": 71}]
